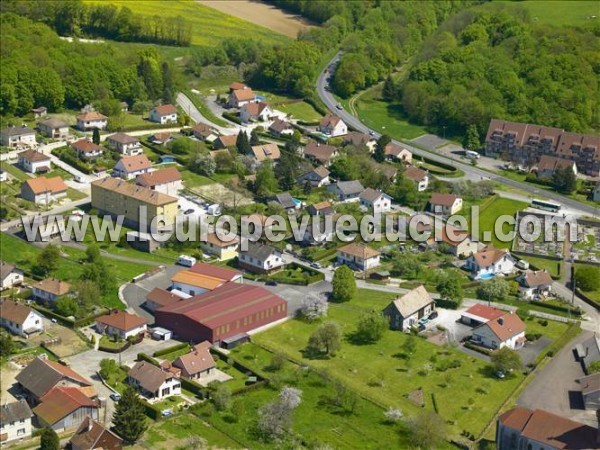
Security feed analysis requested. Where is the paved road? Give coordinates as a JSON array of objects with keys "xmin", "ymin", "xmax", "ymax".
[{"xmin": 317, "ymin": 52, "xmax": 599, "ymax": 217}]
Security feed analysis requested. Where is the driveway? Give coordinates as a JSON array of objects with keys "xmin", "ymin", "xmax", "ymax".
[{"xmin": 517, "ymin": 330, "xmax": 595, "ymax": 426}]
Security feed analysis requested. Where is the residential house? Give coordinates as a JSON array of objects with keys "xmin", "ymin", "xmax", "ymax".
[
  {"xmin": 0, "ymin": 400, "xmax": 33, "ymax": 444},
  {"xmin": 303, "ymin": 142, "xmax": 338, "ymax": 167},
  {"xmin": 327, "ymin": 180, "xmax": 364, "ymax": 202},
  {"xmin": 0, "ymin": 262, "xmax": 23, "ymax": 290},
  {"xmin": 16, "ymin": 356, "xmax": 95, "ymax": 404},
  {"xmin": 213, "ymin": 134, "xmax": 238, "ymax": 150},
  {"xmin": 268, "ymin": 119, "xmax": 294, "ymax": 137},
  {"xmin": 460, "ymin": 304, "xmax": 506, "ymax": 327},
  {"xmin": 496, "ymin": 407, "xmax": 599, "ymax": 450},
  {"xmin": 149, "ymin": 132, "xmax": 173, "ymax": 146},
  {"xmin": 383, "ymin": 285, "xmax": 435, "ymax": 331},
  {"xmin": 32, "ymin": 278, "xmax": 71, "ymax": 303},
  {"xmin": 297, "ymin": 166, "xmax": 330, "ymax": 188},
  {"xmin": 319, "ymin": 114, "xmax": 347, "ymax": 137},
  {"xmin": 31, "ymin": 107, "xmax": 47, "ymax": 119},
  {"xmin": 192, "ymin": 123, "xmax": 219, "ymax": 143},
  {"xmin": 154, "ymin": 283, "xmax": 287, "ymax": 344},
  {"xmin": 343, "ymin": 131, "xmax": 373, "ymax": 149},
  {"xmin": 336, "ymin": 243, "xmax": 380, "ymax": 271},
  {"xmin": 95, "ymin": 310, "xmax": 147, "ymax": 339},
  {"xmin": 172, "ymin": 341, "xmax": 216, "ymax": 380},
  {"xmin": 76, "ymin": 112, "xmax": 107, "ymax": 131},
  {"xmin": 128, "ymin": 360, "xmax": 181, "ymax": 400},
  {"xmin": 112, "ymin": 154, "xmax": 152, "ymax": 179},
  {"xmin": 1, "ymin": 126, "xmax": 36, "ymax": 148},
  {"xmin": 465, "ymin": 245, "xmax": 515, "ymax": 279},
  {"xmin": 227, "ymin": 88, "xmax": 256, "ymax": 108},
  {"xmin": 251, "ymin": 143, "xmax": 281, "ymax": 163},
  {"xmin": 384, "ymin": 143, "xmax": 412, "ymax": 163},
  {"xmin": 144, "ymin": 287, "xmax": 187, "ymax": 313},
  {"xmin": 69, "ymin": 416, "xmax": 123, "ymax": 450},
  {"xmin": 34, "ymin": 387, "xmax": 99, "ymax": 432},
  {"xmin": 18, "ymin": 150, "xmax": 51, "ymax": 173},
  {"xmin": 516, "ymin": 270, "xmax": 553, "ymax": 300},
  {"xmin": 484, "ymin": 118, "xmax": 600, "ymax": 176},
  {"xmin": 438, "ymin": 225, "xmax": 479, "ymax": 257},
  {"xmin": 229, "ymin": 82, "xmax": 248, "ymax": 92},
  {"xmin": 38, "ymin": 118, "xmax": 69, "ymax": 141},
  {"xmin": 577, "ymin": 373, "xmax": 600, "ymax": 411},
  {"xmin": 376, "ymin": 164, "xmax": 398, "ymax": 183},
  {"xmin": 269, "ymin": 192, "xmax": 299, "ymax": 212},
  {"xmin": 578, "ymin": 333, "xmax": 600, "ymax": 374},
  {"xmin": 106, "ymin": 133, "xmax": 142, "ymax": 156},
  {"xmin": 71, "ymin": 139, "xmax": 103, "ymax": 161},
  {"xmin": 537, "ymin": 154, "xmax": 578, "ymax": 178},
  {"xmin": 302, "ymin": 215, "xmax": 336, "ymax": 246},
  {"xmin": 306, "ymin": 201, "xmax": 334, "ymax": 217},
  {"xmin": 428, "ymin": 193, "xmax": 463, "ymax": 216},
  {"xmin": 472, "ymin": 312, "xmax": 526, "ymax": 350},
  {"xmin": 238, "ymin": 241, "xmax": 285, "ymax": 274},
  {"xmin": 359, "ymin": 188, "xmax": 392, "ymax": 214},
  {"xmin": 149, "ymin": 104, "xmax": 178, "ymax": 124},
  {"xmin": 23, "ymin": 215, "xmax": 66, "ymax": 242},
  {"xmin": 240, "ymin": 101, "xmax": 272, "ymax": 123},
  {"xmin": 170, "ymin": 270, "xmax": 227, "ymax": 297},
  {"xmin": 403, "ymin": 166, "xmax": 429, "ymax": 192},
  {"xmin": 136, "ymin": 167, "xmax": 182, "ymax": 196},
  {"xmin": 0, "ymin": 299, "xmax": 44, "ymax": 337},
  {"xmin": 200, "ymin": 232, "xmax": 240, "ymax": 260}
]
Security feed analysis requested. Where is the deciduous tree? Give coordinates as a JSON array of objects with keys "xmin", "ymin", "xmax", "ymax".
[{"xmin": 331, "ymin": 266, "xmax": 356, "ymax": 302}]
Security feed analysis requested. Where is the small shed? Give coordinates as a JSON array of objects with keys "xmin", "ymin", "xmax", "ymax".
[
  {"xmin": 221, "ymin": 333, "xmax": 249, "ymax": 349},
  {"xmin": 371, "ymin": 271, "xmax": 390, "ymax": 281},
  {"xmin": 152, "ymin": 327, "xmax": 172, "ymax": 341}
]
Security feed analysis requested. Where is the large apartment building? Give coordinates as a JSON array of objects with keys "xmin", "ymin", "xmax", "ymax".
[
  {"xmin": 91, "ymin": 177, "xmax": 178, "ymax": 229},
  {"xmin": 484, "ymin": 119, "xmax": 600, "ymax": 176}
]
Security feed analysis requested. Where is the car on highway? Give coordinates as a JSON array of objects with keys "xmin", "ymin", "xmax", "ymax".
[{"xmin": 336, "ymin": 104, "xmax": 343, "ymax": 110}]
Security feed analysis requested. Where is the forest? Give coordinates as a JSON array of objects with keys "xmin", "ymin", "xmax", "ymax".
[
  {"xmin": 0, "ymin": 0, "xmax": 192, "ymax": 46},
  {"xmin": 0, "ymin": 14, "xmax": 178, "ymax": 116}
]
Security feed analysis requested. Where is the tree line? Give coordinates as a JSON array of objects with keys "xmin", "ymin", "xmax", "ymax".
[{"xmin": 0, "ymin": 0, "xmax": 192, "ymax": 46}]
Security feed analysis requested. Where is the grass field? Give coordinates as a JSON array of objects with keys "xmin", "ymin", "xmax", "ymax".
[
  {"xmin": 83, "ymin": 0, "xmax": 288, "ymax": 47},
  {"xmin": 252, "ymin": 288, "xmax": 526, "ymax": 438},
  {"xmin": 515, "ymin": 1, "xmax": 599, "ymax": 27},
  {"xmin": 353, "ymin": 84, "xmax": 427, "ymax": 140}
]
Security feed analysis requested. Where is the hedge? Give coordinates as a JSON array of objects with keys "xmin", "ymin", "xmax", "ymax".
[
  {"xmin": 435, "ymin": 298, "xmax": 461, "ymax": 310},
  {"xmin": 137, "ymin": 353, "xmax": 160, "ymax": 366},
  {"xmin": 141, "ymin": 399, "xmax": 163, "ymax": 421},
  {"xmin": 180, "ymin": 377, "xmax": 207, "ymax": 399},
  {"xmin": 529, "ymin": 300, "xmax": 583, "ymax": 316},
  {"xmin": 98, "ymin": 340, "xmax": 131, "ymax": 353},
  {"xmin": 536, "ymin": 321, "xmax": 581, "ymax": 364},
  {"xmin": 153, "ymin": 343, "xmax": 189, "ymax": 357},
  {"xmin": 222, "ymin": 112, "xmax": 241, "ymax": 125},
  {"xmin": 463, "ymin": 342, "xmax": 492, "ymax": 356},
  {"xmin": 31, "ymin": 305, "xmax": 111, "ymax": 329},
  {"xmin": 51, "ymin": 147, "xmax": 94, "ymax": 174}
]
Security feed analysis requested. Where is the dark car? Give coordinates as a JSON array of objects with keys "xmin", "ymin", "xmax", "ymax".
[
  {"xmin": 265, "ymin": 280, "xmax": 278, "ymax": 286},
  {"xmin": 183, "ymin": 208, "xmax": 194, "ymax": 215},
  {"xmin": 429, "ymin": 311, "xmax": 438, "ymax": 320}
]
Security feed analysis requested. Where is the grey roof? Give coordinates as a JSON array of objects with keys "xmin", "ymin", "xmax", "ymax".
[
  {"xmin": 270, "ymin": 192, "xmax": 296, "ymax": 209},
  {"xmin": 240, "ymin": 241, "xmax": 280, "ymax": 261},
  {"xmin": 388, "ymin": 285, "xmax": 434, "ymax": 318},
  {"xmin": 107, "ymin": 132, "xmax": 139, "ymax": 144},
  {"xmin": 578, "ymin": 372, "xmax": 600, "ymax": 396},
  {"xmin": 0, "ymin": 400, "xmax": 32, "ymax": 424},
  {"xmin": 269, "ymin": 118, "xmax": 292, "ymax": 133},
  {"xmin": 0, "ymin": 261, "xmax": 17, "ymax": 280},
  {"xmin": 38, "ymin": 118, "xmax": 68, "ymax": 129},
  {"xmin": 333, "ymin": 180, "xmax": 364, "ymax": 196},
  {"xmin": 2, "ymin": 125, "xmax": 35, "ymax": 136},
  {"xmin": 360, "ymin": 187, "xmax": 390, "ymax": 203},
  {"xmin": 582, "ymin": 334, "xmax": 600, "ymax": 369},
  {"xmin": 128, "ymin": 361, "xmax": 171, "ymax": 392},
  {"xmin": 15, "ymin": 357, "xmax": 91, "ymax": 399}
]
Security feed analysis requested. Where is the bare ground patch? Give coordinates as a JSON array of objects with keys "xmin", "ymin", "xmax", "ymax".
[
  {"xmin": 197, "ymin": 0, "xmax": 315, "ymax": 38},
  {"xmin": 20, "ymin": 321, "xmax": 90, "ymax": 358},
  {"xmin": 190, "ymin": 183, "xmax": 253, "ymax": 208}
]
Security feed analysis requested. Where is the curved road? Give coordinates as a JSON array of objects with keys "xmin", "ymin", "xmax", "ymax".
[{"xmin": 317, "ymin": 52, "xmax": 598, "ymax": 216}]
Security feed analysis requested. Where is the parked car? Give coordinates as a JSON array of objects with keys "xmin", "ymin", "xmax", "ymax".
[
  {"xmin": 183, "ymin": 208, "xmax": 194, "ymax": 215},
  {"xmin": 109, "ymin": 393, "xmax": 121, "ymax": 401},
  {"xmin": 265, "ymin": 280, "xmax": 278, "ymax": 286},
  {"xmin": 310, "ymin": 262, "xmax": 321, "ymax": 269},
  {"xmin": 429, "ymin": 311, "xmax": 438, "ymax": 320},
  {"xmin": 495, "ymin": 371, "xmax": 506, "ymax": 379},
  {"xmin": 176, "ymin": 255, "xmax": 196, "ymax": 267},
  {"xmin": 162, "ymin": 408, "xmax": 173, "ymax": 417}
]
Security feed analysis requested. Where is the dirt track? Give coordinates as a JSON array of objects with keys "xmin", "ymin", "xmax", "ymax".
[{"xmin": 197, "ymin": 0, "xmax": 314, "ymax": 38}]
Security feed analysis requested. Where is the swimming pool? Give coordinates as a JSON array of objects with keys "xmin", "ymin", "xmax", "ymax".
[{"xmin": 478, "ymin": 273, "xmax": 495, "ymax": 280}]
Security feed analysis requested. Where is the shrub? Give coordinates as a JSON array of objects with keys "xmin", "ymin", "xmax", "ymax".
[{"xmin": 526, "ymin": 333, "xmax": 542, "ymax": 342}]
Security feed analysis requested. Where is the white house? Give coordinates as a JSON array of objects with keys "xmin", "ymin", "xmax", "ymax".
[
  {"xmin": 0, "ymin": 262, "xmax": 23, "ymax": 290},
  {"xmin": 21, "ymin": 176, "xmax": 68, "ymax": 205},
  {"xmin": 471, "ymin": 312, "xmax": 526, "ymax": 350},
  {"xmin": 0, "ymin": 400, "xmax": 33, "ymax": 444},
  {"xmin": 319, "ymin": 114, "xmax": 347, "ymax": 137},
  {"xmin": 0, "ymin": 299, "xmax": 44, "ymax": 338},
  {"xmin": 31, "ymin": 106, "xmax": 47, "ymax": 119},
  {"xmin": 128, "ymin": 361, "xmax": 181, "ymax": 400},
  {"xmin": 240, "ymin": 102, "xmax": 272, "ymax": 123},
  {"xmin": 76, "ymin": 112, "xmax": 107, "ymax": 131},
  {"xmin": 18, "ymin": 150, "xmax": 51, "ymax": 173},
  {"xmin": 403, "ymin": 166, "xmax": 429, "ymax": 192},
  {"xmin": 149, "ymin": 104, "xmax": 178, "ymax": 124},
  {"xmin": 0, "ymin": 126, "xmax": 36, "ymax": 148},
  {"xmin": 227, "ymin": 88, "xmax": 256, "ymax": 108},
  {"xmin": 238, "ymin": 241, "xmax": 285, "ymax": 274},
  {"xmin": 384, "ymin": 143, "xmax": 412, "ymax": 163},
  {"xmin": 516, "ymin": 270, "xmax": 553, "ymax": 300},
  {"xmin": 268, "ymin": 118, "xmax": 294, "ymax": 137},
  {"xmin": 112, "ymin": 154, "xmax": 152, "ymax": 180},
  {"xmin": 106, "ymin": 133, "xmax": 142, "ymax": 156},
  {"xmin": 136, "ymin": 167, "xmax": 182, "ymax": 196},
  {"xmin": 95, "ymin": 310, "xmax": 147, "ymax": 340},
  {"xmin": 465, "ymin": 245, "xmax": 516, "ymax": 279},
  {"xmin": 337, "ymin": 243, "xmax": 380, "ymax": 271},
  {"xmin": 429, "ymin": 193, "xmax": 463, "ymax": 216},
  {"xmin": 383, "ymin": 285, "xmax": 435, "ymax": 331},
  {"xmin": 359, "ymin": 188, "xmax": 392, "ymax": 214},
  {"xmin": 296, "ymin": 166, "xmax": 330, "ymax": 188},
  {"xmin": 38, "ymin": 118, "xmax": 69, "ymax": 141},
  {"xmin": 200, "ymin": 232, "xmax": 239, "ymax": 260},
  {"xmin": 71, "ymin": 139, "xmax": 103, "ymax": 161},
  {"xmin": 32, "ymin": 278, "xmax": 71, "ymax": 303}
]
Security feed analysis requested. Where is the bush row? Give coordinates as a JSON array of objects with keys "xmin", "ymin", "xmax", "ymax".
[
  {"xmin": 222, "ymin": 112, "xmax": 241, "ymax": 125},
  {"xmin": 435, "ymin": 298, "xmax": 461, "ymax": 310},
  {"xmin": 51, "ymin": 147, "xmax": 94, "ymax": 174},
  {"xmin": 529, "ymin": 300, "xmax": 583, "ymax": 316},
  {"xmin": 463, "ymin": 341, "xmax": 492, "ymax": 356},
  {"xmin": 98, "ymin": 341, "xmax": 131, "ymax": 353},
  {"xmin": 180, "ymin": 377, "xmax": 207, "ymax": 399},
  {"xmin": 153, "ymin": 343, "xmax": 189, "ymax": 357},
  {"xmin": 537, "ymin": 321, "xmax": 581, "ymax": 363}
]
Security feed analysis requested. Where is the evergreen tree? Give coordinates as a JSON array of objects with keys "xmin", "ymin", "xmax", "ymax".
[
  {"xmin": 464, "ymin": 124, "xmax": 481, "ymax": 151},
  {"xmin": 552, "ymin": 166, "xmax": 577, "ymax": 194},
  {"xmin": 236, "ymin": 131, "xmax": 251, "ymax": 155},
  {"xmin": 250, "ymin": 128, "xmax": 261, "ymax": 146},
  {"xmin": 161, "ymin": 61, "xmax": 174, "ymax": 104},
  {"xmin": 112, "ymin": 386, "xmax": 148, "ymax": 445},
  {"xmin": 0, "ymin": 329, "xmax": 15, "ymax": 357},
  {"xmin": 275, "ymin": 143, "xmax": 299, "ymax": 191},
  {"xmin": 374, "ymin": 135, "xmax": 390, "ymax": 163},
  {"xmin": 92, "ymin": 128, "xmax": 100, "ymax": 145},
  {"xmin": 39, "ymin": 428, "xmax": 60, "ymax": 450},
  {"xmin": 382, "ymin": 75, "xmax": 396, "ymax": 101},
  {"xmin": 303, "ymin": 180, "xmax": 312, "ymax": 195}
]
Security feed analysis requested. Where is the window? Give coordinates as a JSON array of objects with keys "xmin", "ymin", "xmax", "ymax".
[{"xmin": 17, "ymin": 428, "xmax": 25, "ymax": 436}]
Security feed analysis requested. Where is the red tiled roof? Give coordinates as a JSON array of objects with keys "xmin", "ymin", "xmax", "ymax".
[
  {"xmin": 153, "ymin": 104, "xmax": 177, "ymax": 116},
  {"xmin": 34, "ymin": 278, "xmax": 71, "ymax": 296},
  {"xmin": 430, "ymin": 193, "xmax": 459, "ymax": 207},
  {"xmin": 478, "ymin": 312, "xmax": 525, "ymax": 341},
  {"xmin": 319, "ymin": 114, "xmax": 341, "ymax": 129},
  {"xmin": 464, "ymin": 304, "xmax": 505, "ymax": 322},
  {"xmin": 338, "ymin": 243, "xmax": 380, "ymax": 259},
  {"xmin": 146, "ymin": 288, "xmax": 184, "ymax": 308},
  {"xmin": 34, "ymin": 387, "xmax": 97, "ymax": 426},
  {"xmin": 172, "ymin": 342, "xmax": 216, "ymax": 376},
  {"xmin": 96, "ymin": 310, "xmax": 146, "ymax": 332},
  {"xmin": 19, "ymin": 150, "xmax": 50, "ymax": 163},
  {"xmin": 232, "ymin": 89, "xmax": 255, "ymax": 102},
  {"xmin": 0, "ymin": 299, "xmax": 35, "ymax": 325},
  {"xmin": 229, "ymin": 82, "xmax": 247, "ymax": 91},
  {"xmin": 242, "ymin": 101, "xmax": 270, "ymax": 117},
  {"xmin": 188, "ymin": 262, "xmax": 242, "ymax": 281},
  {"xmin": 473, "ymin": 245, "xmax": 508, "ymax": 268},
  {"xmin": 136, "ymin": 167, "xmax": 181, "ymax": 187},
  {"xmin": 71, "ymin": 139, "xmax": 102, "ymax": 153},
  {"xmin": 116, "ymin": 154, "xmax": 152, "ymax": 173},
  {"xmin": 23, "ymin": 176, "xmax": 67, "ymax": 195},
  {"xmin": 404, "ymin": 166, "xmax": 427, "ymax": 182}
]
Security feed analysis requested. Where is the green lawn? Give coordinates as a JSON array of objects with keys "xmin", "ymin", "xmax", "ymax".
[
  {"xmin": 181, "ymin": 89, "xmax": 230, "ymax": 128},
  {"xmin": 83, "ymin": 0, "xmax": 288, "ymax": 47},
  {"xmin": 1, "ymin": 162, "xmax": 31, "ymax": 182},
  {"xmin": 252, "ymin": 288, "xmax": 526, "ymax": 438},
  {"xmin": 523, "ymin": 256, "xmax": 562, "ymax": 278},
  {"xmin": 515, "ymin": 1, "xmax": 599, "ymax": 26},
  {"xmin": 275, "ymin": 100, "xmax": 322, "ymax": 123},
  {"xmin": 353, "ymin": 84, "xmax": 427, "ymax": 140}
]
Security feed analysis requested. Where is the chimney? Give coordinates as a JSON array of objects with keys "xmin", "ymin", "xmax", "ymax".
[{"xmin": 498, "ymin": 318, "xmax": 504, "ymax": 326}]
